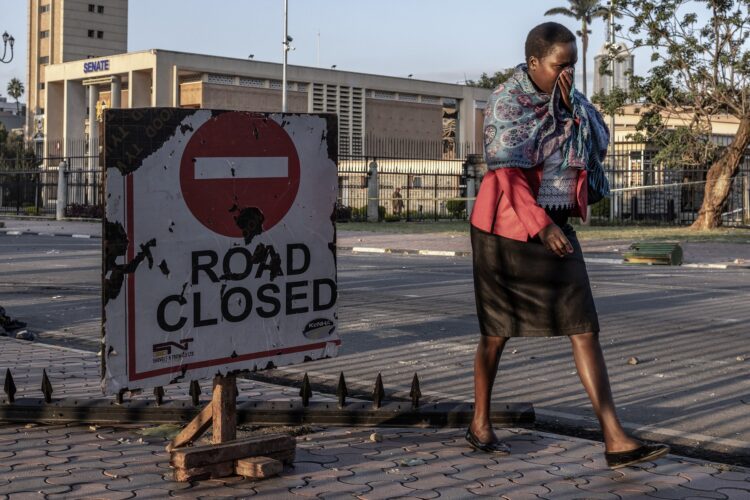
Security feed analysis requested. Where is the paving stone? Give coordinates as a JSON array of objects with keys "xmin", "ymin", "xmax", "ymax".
[
  {"xmin": 576, "ymin": 474, "xmax": 629, "ymax": 495},
  {"xmin": 712, "ymin": 470, "xmax": 750, "ymax": 482},
  {"xmin": 679, "ymin": 470, "xmax": 750, "ymax": 492},
  {"xmin": 337, "ymin": 461, "xmax": 403, "ymax": 486},
  {"xmin": 645, "ymin": 483, "xmax": 728, "ymax": 499},
  {"xmin": 107, "ymin": 473, "xmax": 168, "ymax": 492},
  {"xmin": 448, "ymin": 462, "xmax": 518, "ymax": 483},
  {"xmin": 45, "ymin": 468, "xmax": 113, "ymax": 487},
  {"xmin": 508, "ymin": 463, "xmax": 562, "ymax": 485},
  {"xmin": 133, "ymin": 487, "xmax": 186, "ymax": 498},
  {"xmin": 536, "ymin": 478, "xmax": 591, "ymax": 500},
  {"xmin": 290, "ymin": 472, "xmax": 369, "ymax": 497},
  {"xmin": 608, "ymin": 481, "xmax": 658, "ymax": 497},
  {"xmin": 354, "ymin": 479, "xmax": 417, "ymax": 499},
  {"xmin": 470, "ymin": 479, "xmax": 548, "ymax": 498},
  {"xmin": 394, "ymin": 486, "xmax": 440, "ymax": 499},
  {"xmin": 716, "ymin": 488, "xmax": 750, "ymax": 500}
]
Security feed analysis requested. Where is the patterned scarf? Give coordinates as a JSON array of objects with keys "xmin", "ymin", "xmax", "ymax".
[{"xmin": 483, "ymin": 64, "xmax": 610, "ymax": 200}]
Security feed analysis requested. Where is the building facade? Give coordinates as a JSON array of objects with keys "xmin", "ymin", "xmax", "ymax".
[
  {"xmin": 593, "ymin": 42, "xmax": 634, "ymax": 96},
  {"xmin": 42, "ymin": 50, "xmax": 490, "ymax": 158},
  {"xmin": 25, "ymin": 0, "xmax": 128, "ymax": 139}
]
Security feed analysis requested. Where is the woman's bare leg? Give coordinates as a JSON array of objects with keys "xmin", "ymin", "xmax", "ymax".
[
  {"xmin": 570, "ymin": 332, "xmax": 640, "ymax": 452},
  {"xmin": 470, "ymin": 335, "xmax": 509, "ymax": 442}
]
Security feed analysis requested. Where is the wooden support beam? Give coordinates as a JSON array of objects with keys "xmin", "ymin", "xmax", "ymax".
[
  {"xmin": 166, "ymin": 402, "xmax": 212, "ymax": 452},
  {"xmin": 236, "ymin": 457, "xmax": 283, "ymax": 479},
  {"xmin": 171, "ymin": 434, "xmax": 295, "ymax": 469},
  {"xmin": 212, "ymin": 374, "xmax": 236, "ymax": 444},
  {"xmin": 173, "ymin": 460, "xmax": 234, "ymax": 482}
]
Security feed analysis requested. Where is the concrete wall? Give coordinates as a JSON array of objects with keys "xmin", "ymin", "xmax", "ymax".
[
  {"xmin": 62, "ymin": 0, "xmax": 128, "ymax": 62},
  {"xmin": 364, "ymin": 99, "xmax": 442, "ymax": 141},
  {"xmin": 200, "ymin": 84, "xmax": 308, "ymax": 113}
]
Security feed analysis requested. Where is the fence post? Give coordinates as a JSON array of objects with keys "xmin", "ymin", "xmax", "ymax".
[
  {"xmin": 56, "ymin": 160, "xmax": 68, "ymax": 221},
  {"xmin": 367, "ymin": 160, "xmax": 379, "ymax": 222},
  {"xmin": 465, "ymin": 154, "xmax": 486, "ymax": 218},
  {"xmin": 744, "ymin": 173, "xmax": 750, "ymax": 225}
]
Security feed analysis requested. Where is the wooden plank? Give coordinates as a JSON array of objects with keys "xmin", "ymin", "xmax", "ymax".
[
  {"xmin": 173, "ymin": 460, "xmax": 234, "ymax": 482},
  {"xmin": 235, "ymin": 456, "xmax": 283, "ymax": 479},
  {"xmin": 212, "ymin": 374, "xmax": 236, "ymax": 444},
  {"xmin": 171, "ymin": 434, "xmax": 295, "ymax": 469},
  {"xmin": 165, "ymin": 402, "xmax": 212, "ymax": 452}
]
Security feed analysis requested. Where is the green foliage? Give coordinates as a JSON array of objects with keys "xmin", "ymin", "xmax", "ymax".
[
  {"xmin": 0, "ymin": 124, "xmax": 37, "ymax": 170},
  {"xmin": 465, "ymin": 69, "xmax": 515, "ymax": 89},
  {"xmin": 6, "ymin": 78, "xmax": 24, "ymax": 113},
  {"xmin": 445, "ymin": 199, "xmax": 466, "ymax": 218}
]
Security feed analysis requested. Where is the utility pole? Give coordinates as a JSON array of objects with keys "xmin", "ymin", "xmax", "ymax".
[
  {"xmin": 608, "ymin": 0, "xmax": 618, "ymax": 221},
  {"xmin": 282, "ymin": 0, "xmax": 290, "ymax": 112}
]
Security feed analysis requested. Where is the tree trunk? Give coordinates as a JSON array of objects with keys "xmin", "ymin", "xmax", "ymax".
[
  {"xmin": 691, "ymin": 115, "xmax": 750, "ymax": 229},
  {"xmin": 581, "ymin": 20, "xmax": 588, "ymax": 97}
]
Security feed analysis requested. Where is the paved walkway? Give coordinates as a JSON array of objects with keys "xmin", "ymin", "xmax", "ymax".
[{"xmin": 2, "ymin": 337, "xmax": 750, "ymax": 498}]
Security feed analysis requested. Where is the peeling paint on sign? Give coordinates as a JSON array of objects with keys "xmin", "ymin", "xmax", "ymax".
[{"xmin": 102, "ymin": 109, "xmax": 339, "ymax": 394}]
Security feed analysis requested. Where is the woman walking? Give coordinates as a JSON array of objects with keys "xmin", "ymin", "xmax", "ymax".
[{"xmin": 467, "ymin": 21, "xmax": 669, "ymax": 469}]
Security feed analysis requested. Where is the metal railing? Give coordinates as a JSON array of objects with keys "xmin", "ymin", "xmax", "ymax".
[{"xmin": 2, "ymin": 138, "xmax": 749, "ymax": 226}]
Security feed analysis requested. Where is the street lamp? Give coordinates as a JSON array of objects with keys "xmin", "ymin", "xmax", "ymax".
[
  {"xmin": 1, "ymin": 31, "xmax": 15, "ymax": 64},
  {"xmin": 281, "ymin": 0, "xmax": 294, "ymax": 113}
]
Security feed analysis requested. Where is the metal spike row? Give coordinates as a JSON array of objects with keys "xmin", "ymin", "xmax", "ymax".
[
  {"xmin": 300, "ymin": 373, "xmax": 312, "ymax": 407},
  {"xmin": 41, "ymin": 369, "xmax": 53, "ymax": 403},
  {"xmin": 372, "ymin": 373, "xmax": 385, "ymax": 409},
  {"xmin": 189, "ymin": 380, "xmax": 201, "ymax": 406},
  {"xmin": 409, "ymin": 372, "xmax": 421, "ymax": 409},
  {"xmin": 154, "ymin": 386, "xmax": 164, "ymax": 406},
  {"xmin": 4, "ymin": 368, "xmax": 16, "ymax": 403},
  {"xmin": 336, "ymin": 371, "xmax": 348, "ymax": 408}
]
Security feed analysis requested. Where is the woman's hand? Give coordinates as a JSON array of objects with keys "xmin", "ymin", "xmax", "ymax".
[
  {"xmin": 557, "ymin": 67, "xmax": 574, "ymax": 113},
  {"xmin": 538, "ymin": 223, "xmax": 574, "ymax": 257}
]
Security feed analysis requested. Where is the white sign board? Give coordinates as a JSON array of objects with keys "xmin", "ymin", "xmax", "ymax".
[{"xmin": 102, "ymin": 109, "xmax": 339, "ymax": 394}]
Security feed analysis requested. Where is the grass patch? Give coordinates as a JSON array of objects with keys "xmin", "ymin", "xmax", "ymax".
[{"xmin": 337, "ymin": 220, "xmax": 750, "ymax": 243}]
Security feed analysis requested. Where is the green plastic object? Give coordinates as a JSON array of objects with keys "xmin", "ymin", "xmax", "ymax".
[{"xmin": 622, "ymin": 242, "xmax": 683, "ymax": 266}]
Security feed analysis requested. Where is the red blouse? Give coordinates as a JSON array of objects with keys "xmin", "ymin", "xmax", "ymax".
[{"xmin": 470, "ymin": 166, "xmax": 589, "ymax": 242}]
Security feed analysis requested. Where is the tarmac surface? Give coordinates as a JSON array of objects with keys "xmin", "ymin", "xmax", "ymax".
[{"xmin": 1, "ymin": 217, "xmax": 750, "ymax": 498}]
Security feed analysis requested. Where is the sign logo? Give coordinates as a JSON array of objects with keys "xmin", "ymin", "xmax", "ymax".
[
  {"xmin": 303, "ymin": 318, "xmax": 335, "ymax": 339},
  {"xmin": 152, "ymin": 338, "xmax": 194, "ymax": 363},
  {"xmin": 179, "ymin": 112, "xmax": 301, "ymax": 239},
  {"xmin": 83, "ymin": 59, "xmax": 110, "ymax": 73}
]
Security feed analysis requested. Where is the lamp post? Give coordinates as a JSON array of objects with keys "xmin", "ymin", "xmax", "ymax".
[
  {"xmin": 281, "ymin": 0, "xmax": 293, "ymax": 112},
  {"xmin": 1, "ymin": 31, "xmax": 15, "ymax": 63}
]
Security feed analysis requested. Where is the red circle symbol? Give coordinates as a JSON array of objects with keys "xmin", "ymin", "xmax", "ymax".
[{"xmin": 179, "ymin": 112, "xmax": 301, "ymax": 238}]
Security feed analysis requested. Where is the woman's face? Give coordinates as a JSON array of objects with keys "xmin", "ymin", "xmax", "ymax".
[{"xmin": 527, "ymin": 41, "xmax": 578, "ymax": 94}]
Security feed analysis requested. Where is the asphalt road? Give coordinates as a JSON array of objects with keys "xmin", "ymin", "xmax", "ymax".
[{"xmin": 1, "ymin": 233, "xmax": 749, "ymax": 461}]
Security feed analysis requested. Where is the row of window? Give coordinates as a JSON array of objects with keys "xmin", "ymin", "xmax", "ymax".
[
  {"xmin": 39, "ymin": 3, "xmax": 105, "ymax": 14},
  {"xmin": 88, "ymin": 30, "xmax": 104, "ymax": 39}
]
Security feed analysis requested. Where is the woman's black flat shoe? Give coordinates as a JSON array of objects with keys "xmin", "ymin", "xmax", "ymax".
[
  {"xmin": 465, "ymin": 428, "xmax": 510, "ymax": 455},
  {"xmin": 605, "ymin": 443, "xmax": 670, "ymax": 469}
]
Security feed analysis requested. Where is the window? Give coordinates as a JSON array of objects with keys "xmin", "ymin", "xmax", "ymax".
[
  {"xmin": 97, "ymin": 31, "xmax": 103, "ymax": 39},
  {"xmin": 97, "ymin": 5, "xmax": 104, "ymax": 13},
  {"xmin": 39, "ymin": 4, "xmax": 50, "ymax": 13},
  {"xmin": 40, "ymin": 30, "xmax": 50, "ymax": 38},
  {"xmin": 88, "ymin": 4, "xmax": 95, "ymax": 12},
  {"xmin": 39, "ymin": 82, "xmax": 45, "ymax": 90},
  {"xmin": 39, "ymin": 56, "xmax": 49, "ymax": 64},
  {"xmin": 88, "ymin": 29, "xmax": 95, "ymax": 38}
]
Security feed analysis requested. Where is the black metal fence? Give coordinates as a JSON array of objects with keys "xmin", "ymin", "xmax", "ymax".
[
  {"xmin": 592, "ymin": 141, "xmax": 750, "ymax": 226},
  {"xmin": 0, "ymin": 138, "xmax": 102, "ymax": 217},
  {"xmin": 2, "ymin": 136, "xmax": 748, "ymax": 226}
]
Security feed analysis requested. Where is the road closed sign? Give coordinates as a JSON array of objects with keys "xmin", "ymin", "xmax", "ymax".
[{"xmin": 102, "ymin": 109, "xmax": 339, "ymax": 394}]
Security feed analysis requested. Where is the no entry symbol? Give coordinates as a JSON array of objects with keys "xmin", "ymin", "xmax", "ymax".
[{"xmin": 179, "ymin": 112, "xmax": 301, "ymax": 240}]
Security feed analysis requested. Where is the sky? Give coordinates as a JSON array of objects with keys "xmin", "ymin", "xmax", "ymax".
[{"xmin": 0, "ymin": 0, "xmax": 674, "ymax": 105}]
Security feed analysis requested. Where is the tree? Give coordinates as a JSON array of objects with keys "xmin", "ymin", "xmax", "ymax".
[
  {"xmin": 610, "ymin": 0, "xmax": 750, "ymax": 229},
  {"xmin": 6, "ymin": 78, "xmax": 24, "ymax": 113},
  {"xmin": 545, "ymin": 0, "xmax": 613, "ymax": 96},
  {"xmin": 465, "ymin": 69, "xmax": 515, "ymax": 89}
]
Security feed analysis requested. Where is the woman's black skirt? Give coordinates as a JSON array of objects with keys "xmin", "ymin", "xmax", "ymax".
[{"xmin": 471, "ymin": 220, "xmax": 599, "ymax": 338}]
